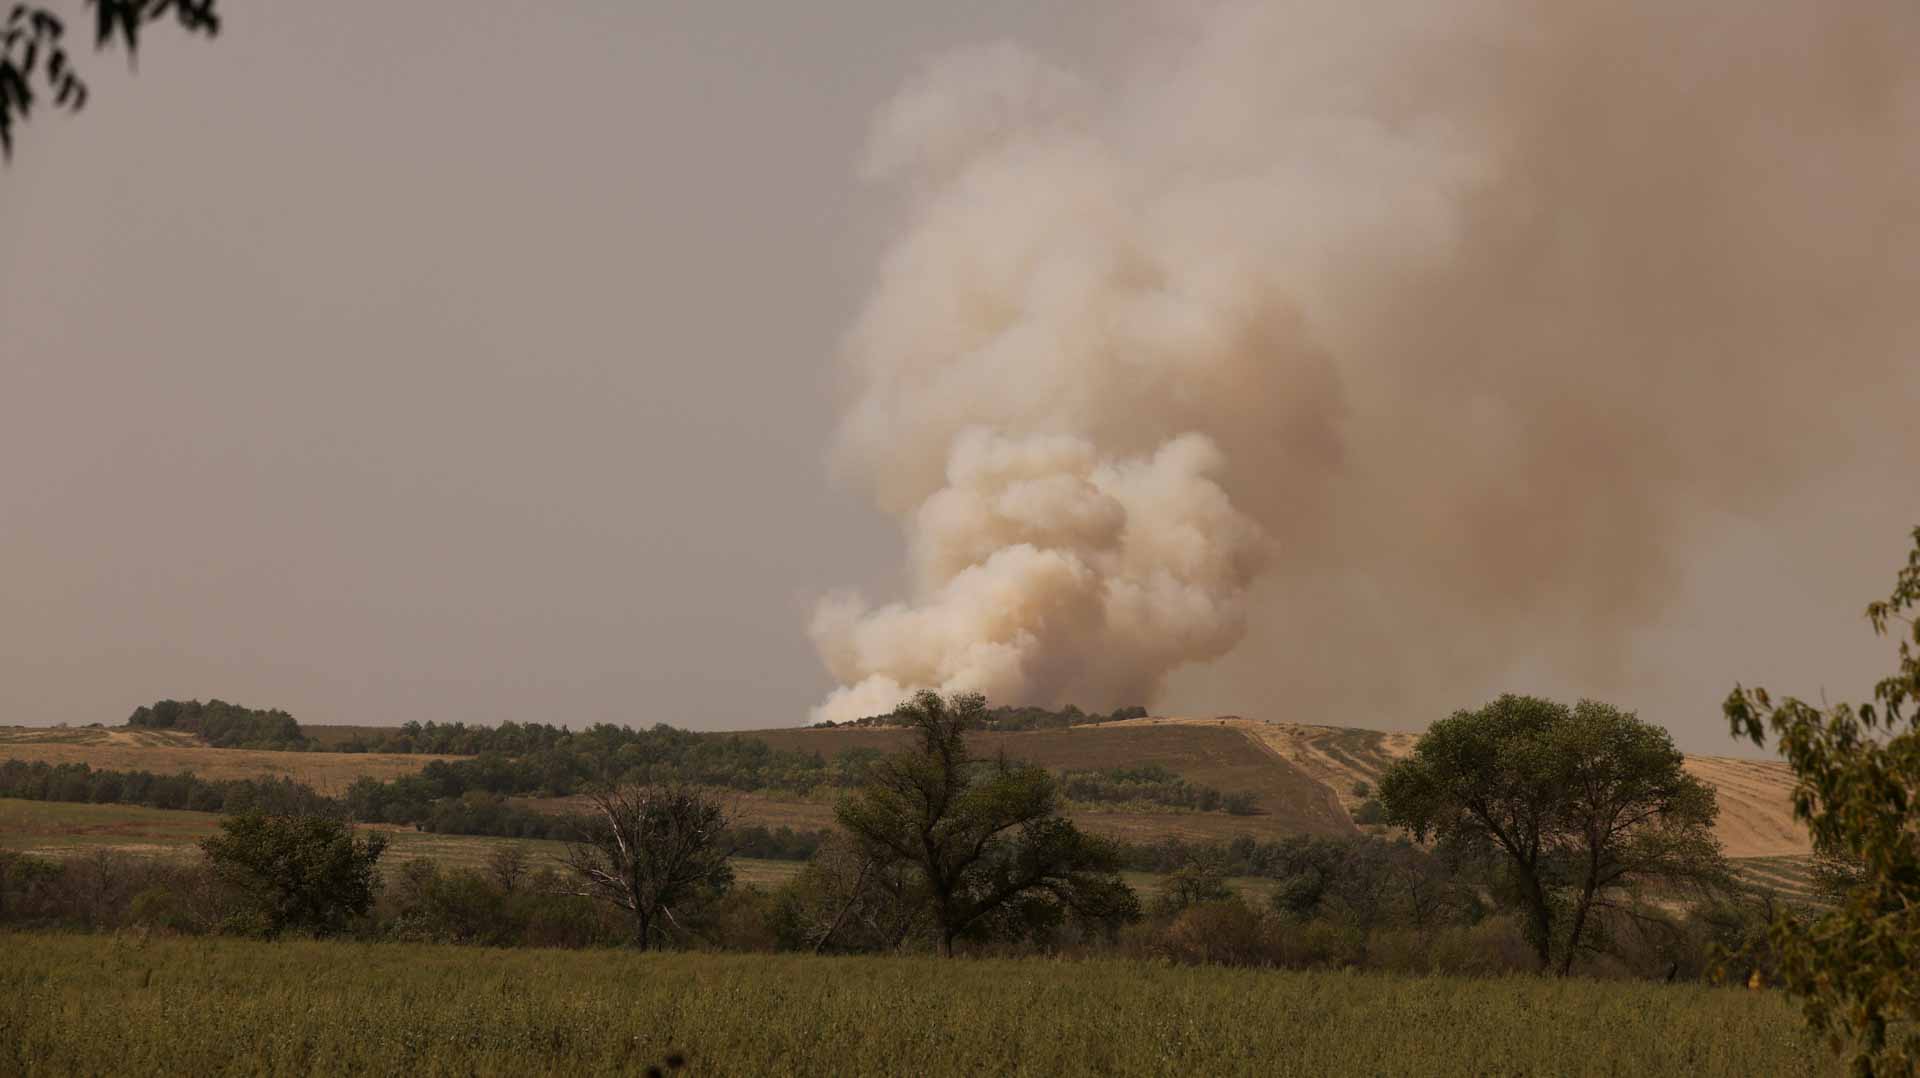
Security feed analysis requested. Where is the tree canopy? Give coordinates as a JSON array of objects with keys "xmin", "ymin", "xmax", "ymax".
[
  {"xmin": 200, "ymin": 811, "xmax": 386, "ymax": 938},
  {"xmin": 1725, "ymin": 525, "xmax": 1920, "ymax": 1075},
  {"xmin": 560, "ymin": 782, "xmax": 734, "ymax": 950},
  {"xmin": 835, "ymin": 691, "xmax": 1139, "ymax": 955},
  {"xmin": 1378, "ymin": 694, "xmax": 1725, "ymax": 973}
]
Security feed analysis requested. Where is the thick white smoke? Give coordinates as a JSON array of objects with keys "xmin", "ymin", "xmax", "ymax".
[{"xmin": 811, "ymin": 1, "xmax": 1920, "ymax": 723}]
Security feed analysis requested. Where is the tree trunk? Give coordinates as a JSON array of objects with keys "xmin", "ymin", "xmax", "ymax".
[
  {"xmin": 1519, "ymin": 870, "xmax": 1553, "ymax": 971},
  {"xmin": 814, "ymin": 858, "xmax": 872, "ymax": 954},
  {"xmin": 1559, "ymin": 880, "xmax": 1598, "ymax": 977},
  {"xmin": 633, "ymin": 910, "xmax": 653, "ymax": 951}
]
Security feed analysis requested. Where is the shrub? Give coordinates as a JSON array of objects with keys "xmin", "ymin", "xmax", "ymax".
[{"xmin": 202, "ymin": 813, "xmax": 388, "ymax": 938}]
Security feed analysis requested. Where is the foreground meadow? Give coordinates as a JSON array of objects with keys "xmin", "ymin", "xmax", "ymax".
[{"xmin": 0, "ymin": 935, "xmax": 1833, "ymax": 1077}]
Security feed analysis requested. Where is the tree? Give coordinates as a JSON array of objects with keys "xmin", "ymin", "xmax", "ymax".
[
  {"xmin": 560, "ymin": 782, "xmax": 734, "ymax": 950},
  {"xmin": 770, "ymin": 831, "xmax": 926, "ymax": 954},
  {"xmin": 1724, "ymin": 525, "xmax": 1920, "ymax": 1076},
  {"xmin": 1, "ymin": 1, "xmax": 219, "ymax": 159},
  {"xmin": 1377, "ymin": 694, "xmax": 1726, "ymax": 973},
  {"xmin": 1152, "ymin": 858, "xmax": 1234, "ymax": 917},
  {"xmin": 834, "ymin": 690, "xmax": 1139, "ymax": 956},
  {"xmin": 200, "ymin": 811, "xmax": 386, "ymax": 937}
]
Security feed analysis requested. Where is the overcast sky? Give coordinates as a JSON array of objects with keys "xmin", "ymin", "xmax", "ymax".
[{"xmin": 2, "ymin": 1, "xmax": 1913, "ymax": 750}]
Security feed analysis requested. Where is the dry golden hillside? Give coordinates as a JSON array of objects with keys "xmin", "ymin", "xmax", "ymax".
[
  {"xmin": 0, "ymin": 726, "xmax": 454, "ymax": 792},
  {"xmin": 1108, "ymin": 716, "xmax": 1808, "ymax": 859},
  {"xmin": 736, "ymin": 722, "xmax": 1357, "ymax": 843}
]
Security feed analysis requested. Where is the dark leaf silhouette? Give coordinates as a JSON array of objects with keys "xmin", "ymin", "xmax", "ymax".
[{"xmin": 0, "ymin": 0, "xmax": 219, "ymax": 161}]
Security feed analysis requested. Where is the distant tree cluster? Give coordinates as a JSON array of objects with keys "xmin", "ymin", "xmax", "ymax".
[
  {"xmin": 127, "ymin": 698, "xmax": 305, "ymax": 749},
  {"xmin": 329, "ymin": 720, "xmax": 574, "ymax": 756},
  {"xmin": 330, "ymin": 726, "xmax": 867, "ymax": 824},
  {"xmin": 813, "ymin": 703, "xmax": 1148, "ymax": 731},
  {"xmin": 0, "ymin": 759, "xmax": 335, "ymax": 816},
  {"xmin": 1058, "ymin": 765, "xmax": 1259, "ymax": 815}
]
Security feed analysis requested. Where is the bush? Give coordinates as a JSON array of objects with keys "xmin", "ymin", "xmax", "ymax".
[
  {"xmin": 202, "ymin": 813, "xmax": 388, "ymax": 938},
  {"xmin": 1155, "ymin": 899, "xmax": 1275, "ymax": 967}
]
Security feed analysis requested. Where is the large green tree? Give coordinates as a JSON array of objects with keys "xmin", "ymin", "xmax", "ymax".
[
  {"xmin": 1378, "ymin": 694, "xmax": 1726, "ymax": 973},
  {"xmin": 200, "ymin": 811, "xmax": 386, "ymax": 937},
  {"xmin": 1, "ymin": 0, "xmax": 219, "ymax": 158},
  {"xmin": 835, "ymin": 691, "xmax": 1139, "ymax": 956},
  {"xmin": 1725, "ymin": 526, "xmax": 1920, "ymax": 1076}
]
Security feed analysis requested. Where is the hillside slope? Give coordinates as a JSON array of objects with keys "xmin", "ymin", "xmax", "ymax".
[
  {"xmin": 2, "ymin": 716, "xmax": 1808, "ymax": 859},
  {"xmin": 0, "ymin": 726, "xmax": 453, "ymax": 790},
  {"xmin": 1105, "ymin": 716, "xmax": 1808, "ymax": 859},
  {"xmin": 743, "ymin": 723, "xmax": 1356, "ymax": 843}
]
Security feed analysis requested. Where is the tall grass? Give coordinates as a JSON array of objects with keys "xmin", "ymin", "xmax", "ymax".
[{"xmin": 0, "ymin": 934, "xmax": 1834, "ymax": 1076}]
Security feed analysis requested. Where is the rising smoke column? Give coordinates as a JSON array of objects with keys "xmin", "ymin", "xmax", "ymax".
[{"xmin": 812, "ymin": 1, "xmax": 1920, "ymax": 724}]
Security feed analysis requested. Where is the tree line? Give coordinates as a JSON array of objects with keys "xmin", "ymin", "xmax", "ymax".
[
  {"xmin": 812, "ymin": 702, "xmax": 1149, "ymax": 731},
  {"xmin": 128, "ymin": 698, "xmax": 305, "ymax": 749},
  {"xmin": 1058, "ymin": 764, "xmax": 1259, "ymax": 815}
]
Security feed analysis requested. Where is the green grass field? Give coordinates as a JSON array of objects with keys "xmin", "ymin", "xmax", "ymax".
[{"xmin": 0, "ymin": 935, "xmax": 1834, "ymax": 1077}]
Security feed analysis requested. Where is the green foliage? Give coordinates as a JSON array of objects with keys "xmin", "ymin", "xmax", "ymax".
[
  {"xmin": 332, "ymin": 719, "xmax": 575, "ymax": 755},
  {"xmin": 200, "ymin": 812, "xmax": 388, "ymax": 937},
  {"xmin": 340, "ymin": 724, "xmax": 859, "ymax": 815},
  {"xmin": 816, "ymin": 702, "xmax": 1149, "ymax": 731},
  {"xmin": 1058, "ymin": 764, "xmax": 1256, "ymax": 814},
  {"xmin": 0, "ymin": 758, "xmax": 337, "ymax": 814},
  {"xmin": 127, "ymin": 698, "xmax": 305, "ymax": 749},
  {"xmin": 769, "ymin": 832, "xmax": 927, "ymax": 953},
  {"xmin": 0, "ymin": 1, "xmax": 219, "ymax": 158},
  {"xmin": 1724, "ymin": 525, "xmax": 1920, "ymax": 1076},
  {"xmin": 835, "ymin": 691, "xmax": 1140, "ymax": 954},
  {"xmin": 1151, "ymin": 860, "xmax": 1234, "ymax": 916},
  {"xmin": 1378, "ymin": 694, "xmax": 1727, "ymax": 973}
]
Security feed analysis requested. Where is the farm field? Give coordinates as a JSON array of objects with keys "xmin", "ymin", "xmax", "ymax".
[
  {"xmin": 0, "ymin": 935, "xmax": 1836, "ymax": 1077},
  {"xmin": 0, "ymin": 800, "xmax": 807, "ymax": 887},
  {"xmin": 0, "ymin": 800, "xmax": 1289, "ymax": 899},
  {"xmin": 0, "ymin": 726, "xmax": 451, "ymax": 792}
]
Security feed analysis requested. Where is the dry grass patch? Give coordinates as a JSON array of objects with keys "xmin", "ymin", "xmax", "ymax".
[{"xmin": 0, "ymin": 726, "xmax": 455, "ymax": 793}]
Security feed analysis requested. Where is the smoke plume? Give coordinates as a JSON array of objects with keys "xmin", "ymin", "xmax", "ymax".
[{"xmin": 811, "ymin": 0, "xmax": 1920, "ymax": 723}]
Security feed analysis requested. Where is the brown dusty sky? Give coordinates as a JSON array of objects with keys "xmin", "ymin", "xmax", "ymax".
[{"xmin": 1, "ymin": 1, "xmax": 1913, "ymax": 751}]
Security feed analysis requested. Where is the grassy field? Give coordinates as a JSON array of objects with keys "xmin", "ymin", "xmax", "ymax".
[
  {"xmin": 0, "ymin": 725, "xmax": 452, "ymax": 793},
  {"xmin": 0, "ymin": 799, "xmax": 805, "ymax": 887},
  {"xmin": 0, "ymin": 934, "xmax": 1835, "ymax": 1077},
  {"xmin": 0, "ymin": 800, "xmax": 1299, "ymax": 899}
]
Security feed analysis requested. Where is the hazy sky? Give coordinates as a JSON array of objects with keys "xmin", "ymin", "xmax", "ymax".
[{"xmin": 3, "ymin": 1, "xmax": 1914, "ymax": 750}]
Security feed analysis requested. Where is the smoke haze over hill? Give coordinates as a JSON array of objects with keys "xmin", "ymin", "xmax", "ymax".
[{"xmin": 812, "ymin": 0, "xmax": 1920, "ymax": 722}]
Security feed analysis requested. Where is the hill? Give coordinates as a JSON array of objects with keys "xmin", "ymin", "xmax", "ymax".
[
  {"xmin": 1, "ymin": 714, "xmax": 1809, "ymax": 859},
  {"xmin": 744, "ymin": 716, "xmax": 1810, "ymax": 860},
  {"xmin": 0, "ymin": 725, "xmax": 453, "ymax": 791}
]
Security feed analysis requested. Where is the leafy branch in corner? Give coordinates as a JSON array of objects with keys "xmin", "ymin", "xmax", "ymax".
[{"xmin": 0, "ymin": 1, "xmax": 219, "ymax": 159}]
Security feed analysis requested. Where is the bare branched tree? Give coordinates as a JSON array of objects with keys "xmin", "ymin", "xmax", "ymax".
[{"xmin": 560, "ymin": 782, "xmax": 734, "ymax": 950}]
